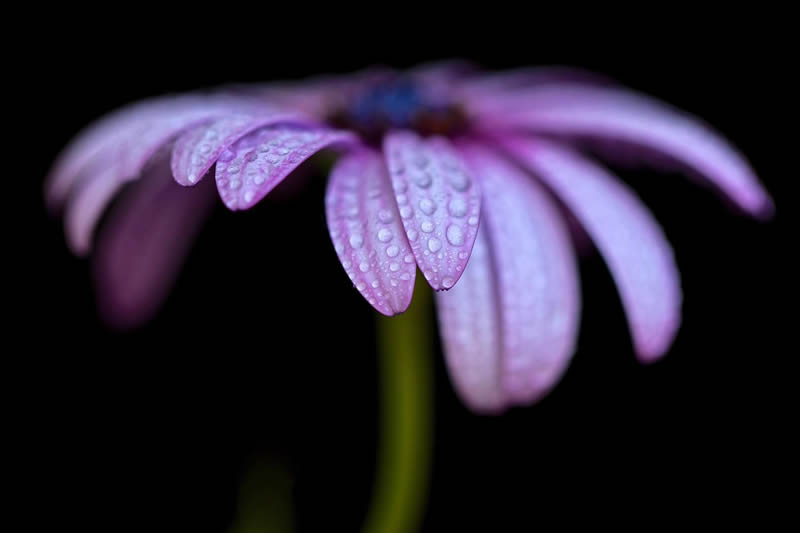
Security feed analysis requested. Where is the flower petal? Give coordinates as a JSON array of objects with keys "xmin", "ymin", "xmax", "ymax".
[
  {"xmin": 93, "ymin": 153, "xmax": 217, "ymax": 329},
  {"xmin": 383, "ymin": 131, "xmax": 481, "ymax": 290},
  {"xmin": 504, "ymin": 136, "xmax": 682, "ymax": 361},
  {"xmin": 215, "ymin": 126, "xmax": 357, "ymax": 210},
  {"xmin": 325, "ymin": 150, "xmax": 416, "ymax": 316},
  {"xmin": 479, "ymin": 84, "xmax": 773, "ymax": 217},
  {"xmin": 47, "ymin": 94, "xmax": 246, "ymax": 209},
  {"xmin": 170, "ymin": 111, "xmax": 305, "ymax": 186},
  {"xmin": 464, "ymin": 146, "xmax": 581, "ymax": 406},
  {"xmin": 434, "ymin": 225, "xmax": 504, "ymax": 413}
]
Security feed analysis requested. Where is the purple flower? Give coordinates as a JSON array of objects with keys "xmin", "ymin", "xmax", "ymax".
[{"xmin": 46, "ymin": 63, "xmax": 772, "ymax": 413}]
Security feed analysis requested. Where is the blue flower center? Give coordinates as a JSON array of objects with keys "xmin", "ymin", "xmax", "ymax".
[{"xmin": 329, "ymin": 78, "xmax": 467, "ymax": 142}]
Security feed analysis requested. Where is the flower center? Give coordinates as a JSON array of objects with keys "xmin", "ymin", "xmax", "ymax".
[{"xmin": 328, "ymin": 78, "xmax": 468, "ymax": 143}]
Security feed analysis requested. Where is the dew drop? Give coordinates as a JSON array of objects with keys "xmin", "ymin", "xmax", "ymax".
[
  {"xmin": 415, "ymin": 171, "xmax": 433, "ymax": 188},
  {"xmin": 468, "ymin": 215, "xmax": 479, "ymax": 226},
  {"xmin": 406, "ymin": 229, "xmax": 418, "ymax": 242},
  {"xmin": 371, "ymin": 280, "xmax": 380, "ymax": 288},
  {"xmin": 356, "ymin": 282, "xmax": 367, "ymax": 291},
  {"xmin": 377, "ymin": 228, "xmax": 393, "ymax": 242},
  {"xmin": 243, "ymin": 190, "xmax": 254, "ymax": 204},
  {"xmin": 458, "ymin": 251, "xmax": 468, "ymax": 260},
  {"xmin": 386, "ymin": 245, "xmax": 400, "ymax": 257},
  {"xmin": 400, "ymin": 206, "xmax": 413, "ymax": 219},
  {"xmin": 400, "ymin": 273, "xmax": 411, "ymax": 281},
  {"xmin": 427, "ymin": 237, "xmax": 442, "ymax": 253},
  {"xmin": 343, "ymin": 259, "xmax": 352, "ymax": 269},
  {"xmin": 349, "ymin": 234, "xmax": 364, "ymax": 248},
  {"xmin": 389, "ymin": 262, "xmax": 400, "ymax": 272},
  {"xmin": 421, "ymin": 221, "xmax": 434, "ymax": 233},
  {"xmin": 359, "ymin": 261, "xmax": 370, "ymax": 272},
  {"xmin": 253, "ymin": 174, "xmax": 265, "ymax": 185},
  {"xmin": 404, "ymin": 254, "xmax": 415, "ymax": 264},
  {"xmin": 442, "ymin": 277, "xmax": 455, "ymax": 289},
  {"xmin": 419, "ymin": 198, "xmax": 437, "ymax": 215},
  {"xmin": 230, "ymin": 179, "xmax": 241, "ymax": 190},
  {"xmin": 219, "ymin": 149, "xmax": 236, "ymax": 162},
  {"xmin": 228, "ymin": 166, "xmax": 240, "ymax": 175},
  {"xmin": 448, "ymin": 197, "xmax": 467, "ymax": 217},
  {"xmin": 396, "ymin": 193, "xmax": 408, "ymax": 205},
  {"xmin": 449, "ymin": 171, "xmax": 471, "ymax": 191},
  {"xmin": 446, "ymin": 225, "xmax": 465, "ymax": 246}
]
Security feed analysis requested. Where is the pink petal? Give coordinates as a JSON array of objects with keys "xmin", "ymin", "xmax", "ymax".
[
  {"xmin": 504, "ymin": 136, "xmax": 682, "ymax": 362},
  {"xmin": 215, "ymin": 126, "xmax": 356, "ymax": 211},
  {"xmin": 325, "ymin": 150, "xmax": 416, "ymax": 316},
  {"xmin": 383, "ymin": 131, "xmax": 481, "ymax": 290},
  {"xmin": 479, "ymin": 84, "xmax": 774, "ymax": 217},
  {"xmin": 437, "ymin": 144, "xmax": 580, "ymax": 410},
  {"xmin": 463, "ymin": 146, "xmax": 581, "ymax": 406},
  {"xmin": 170, "ymin": 111, "xmax": 306, "ymax": 186},
  {"xmin": 434, "ymin": 225, "xmax": 505, "ymax": 413},
  {"xmin": 93, "ymin": 153, "xmax": 217, "ymax": 329},
  {"xmin": 47, "ymin": 94, "xmax": 246, "ymax": 209}
]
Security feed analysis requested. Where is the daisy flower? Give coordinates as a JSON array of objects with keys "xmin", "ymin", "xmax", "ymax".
[{"xmin": 46, "ymin": 63, "xmax": 772, "ymax": 413}]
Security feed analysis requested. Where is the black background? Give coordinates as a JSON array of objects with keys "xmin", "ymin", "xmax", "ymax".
[{"xmin": 16, "ymin": 13, "xmax": 792, "ymax": 532}]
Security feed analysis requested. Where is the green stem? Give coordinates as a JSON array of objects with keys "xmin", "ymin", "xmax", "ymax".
[{"xmin": 362, "ymin": 277, "xmax": 434, "ymax": 533}]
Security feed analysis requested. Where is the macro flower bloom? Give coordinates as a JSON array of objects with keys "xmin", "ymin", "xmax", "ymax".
[{"xmin": 46, "ymin": 63, "xmax": 772, "ymax": 413}]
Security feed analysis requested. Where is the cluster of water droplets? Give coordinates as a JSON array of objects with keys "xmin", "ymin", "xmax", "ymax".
[
  {"xmin": 385, "ymin": 133, "xmax": 480, "ymax": 290},
  {"xmin": 326, "ymin": 153, "xmax": 417, "ymax": 315},
  {"xmin": 215, "ymin": 125, "xmax": 354, "ymax": 210}
]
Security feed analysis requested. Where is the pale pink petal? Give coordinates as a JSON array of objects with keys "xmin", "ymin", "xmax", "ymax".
[
  {"xmin": 325, "ymin": 150, "xmax": 416, "ymax": 316},
  {"xmin": 64, "ymin": 164, "xmax": 125, "ymax": 255},
  {"xmin": 215, "ymin": 126, "xmax": 357, "ymax": 210},
  {"xmin": 479, "ymin": 84, "xmax": 774, "ymax": 217},
  {"xmin": 93, "ymin": 153, "xmax": 217, "ymax": 329},
  {"xmin": 383, "ymin": 131, "xmax": 481, "ymax": 290},
  {"xmin": 504, "ymin": 136, "xmax": 682, "ymax": 362},
  {"xmin": 170, "ymin": 111, "xmax": 306, "ymax": 186},
  {"xmin": 46, "ymin": 94, "xmax": 248, "ymax": 208},
  {"xmin": 461, "ymin": 145, "xmax": 581, "ymax": 406},
  {"xmin": 434, "ymin": 225, "xmax": 505, "ymax": 413}
]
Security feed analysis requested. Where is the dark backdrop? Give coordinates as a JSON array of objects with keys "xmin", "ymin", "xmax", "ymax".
[{"xmin": 17, "ymin": 14, "xmax": 792, "ymax": 532}]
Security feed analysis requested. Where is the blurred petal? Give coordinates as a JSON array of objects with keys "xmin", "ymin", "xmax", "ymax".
[
  {"xmin": 325, "ymin": 150, "xmax": 416, "ymax": 316},
  {"xmin": 170, "ymin": 111, "xmax": 305, "ymax": 186},
  {"xmin": 383, "ymin": 131, "xmax": 481, "ymax": 290},
  {"xmin": 441, "ymin": 145, "xmax": 581, "ymax": 408},
  {"xmin": 435, "ymin": 225, "xmax": 504, "ymax": 413},
  {"xmin": 93, "ymin": 153, "xmax": 217, "ymax": 329},
  {"xmin": 47, "ymin": 94, "xmax": 247, "ymax": 209},
  {"xmin": 505, "ymin": 136, "xmax": 682, "ymax": 361},
  {"xmin": 215, "ymin": 126, "xmax": 356, "ymax": 210},
  {"xmin": 479, "ymin": 84, "xmax": 773, "ymax": 217}
]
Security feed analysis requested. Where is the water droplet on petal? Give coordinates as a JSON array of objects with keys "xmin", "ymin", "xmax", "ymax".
[
  {"xmin": 400, "ymin": 206, "xmax": 413, "ymax": 219},
  {"xmin": 371, "ymin": 280, "xmax": 380, "ymax": 288},
  {"xmin": 442, "ymin": 277, "xmax": 455, "ymax": 289},
  {"xmin": 415, "ymin": 171, "xmax": 433, "ymax": 188},
  {"xmin": 421, "ymin": 221, "xmax": 434, "ymax": 233},
  {"xmin": 419, "ymin": 198, "xmax": 437, "ymax": 215},
  {"xmin": 407, "ymin": 229, "xmax": 418, "ymax": 242},
  {"xmin": 404, "ymin": 254, "xmax": 415, "ymax": 264},
  {"xmin": 427, "ymin": 237, "xmax": 442, "ymax": 253},
  {"xmin": 359, "ymin": 261, "xmax": 370, "ymax": 272},
  {"xmin": 446, "ymin": 225, "xmax": 465, "ymax": 246},
  {"xmin": 386, "ymin": 245, "xmax": 400, "ymax": 257},
  {"xmin": 219, "ymin": 149, "xmax": 236, "ymax": 162},
  {"xmin": 468, "ymin": 215, "xmax": 479, "ymax": 226},
  {"xmin": 377, "ymin": 228, "xmax": 393, "ymax": 242},
  {"xmin": 448, "ymin": 197, "xmax": 467, "ymax": 217},
  {"xmin": 449, "ymin": 171, "xmax": 471, "ymax": 191},
  {"xmin": 389, "ymin": 262, "xmax": 400, "ymax": 272},
  {"xmin": 349, "ymin": 234, "xmax": 364, "ymax": 248},
  {"xmin": 356, "ymin": 282, "xmax": 367, "ymax": 291}
]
